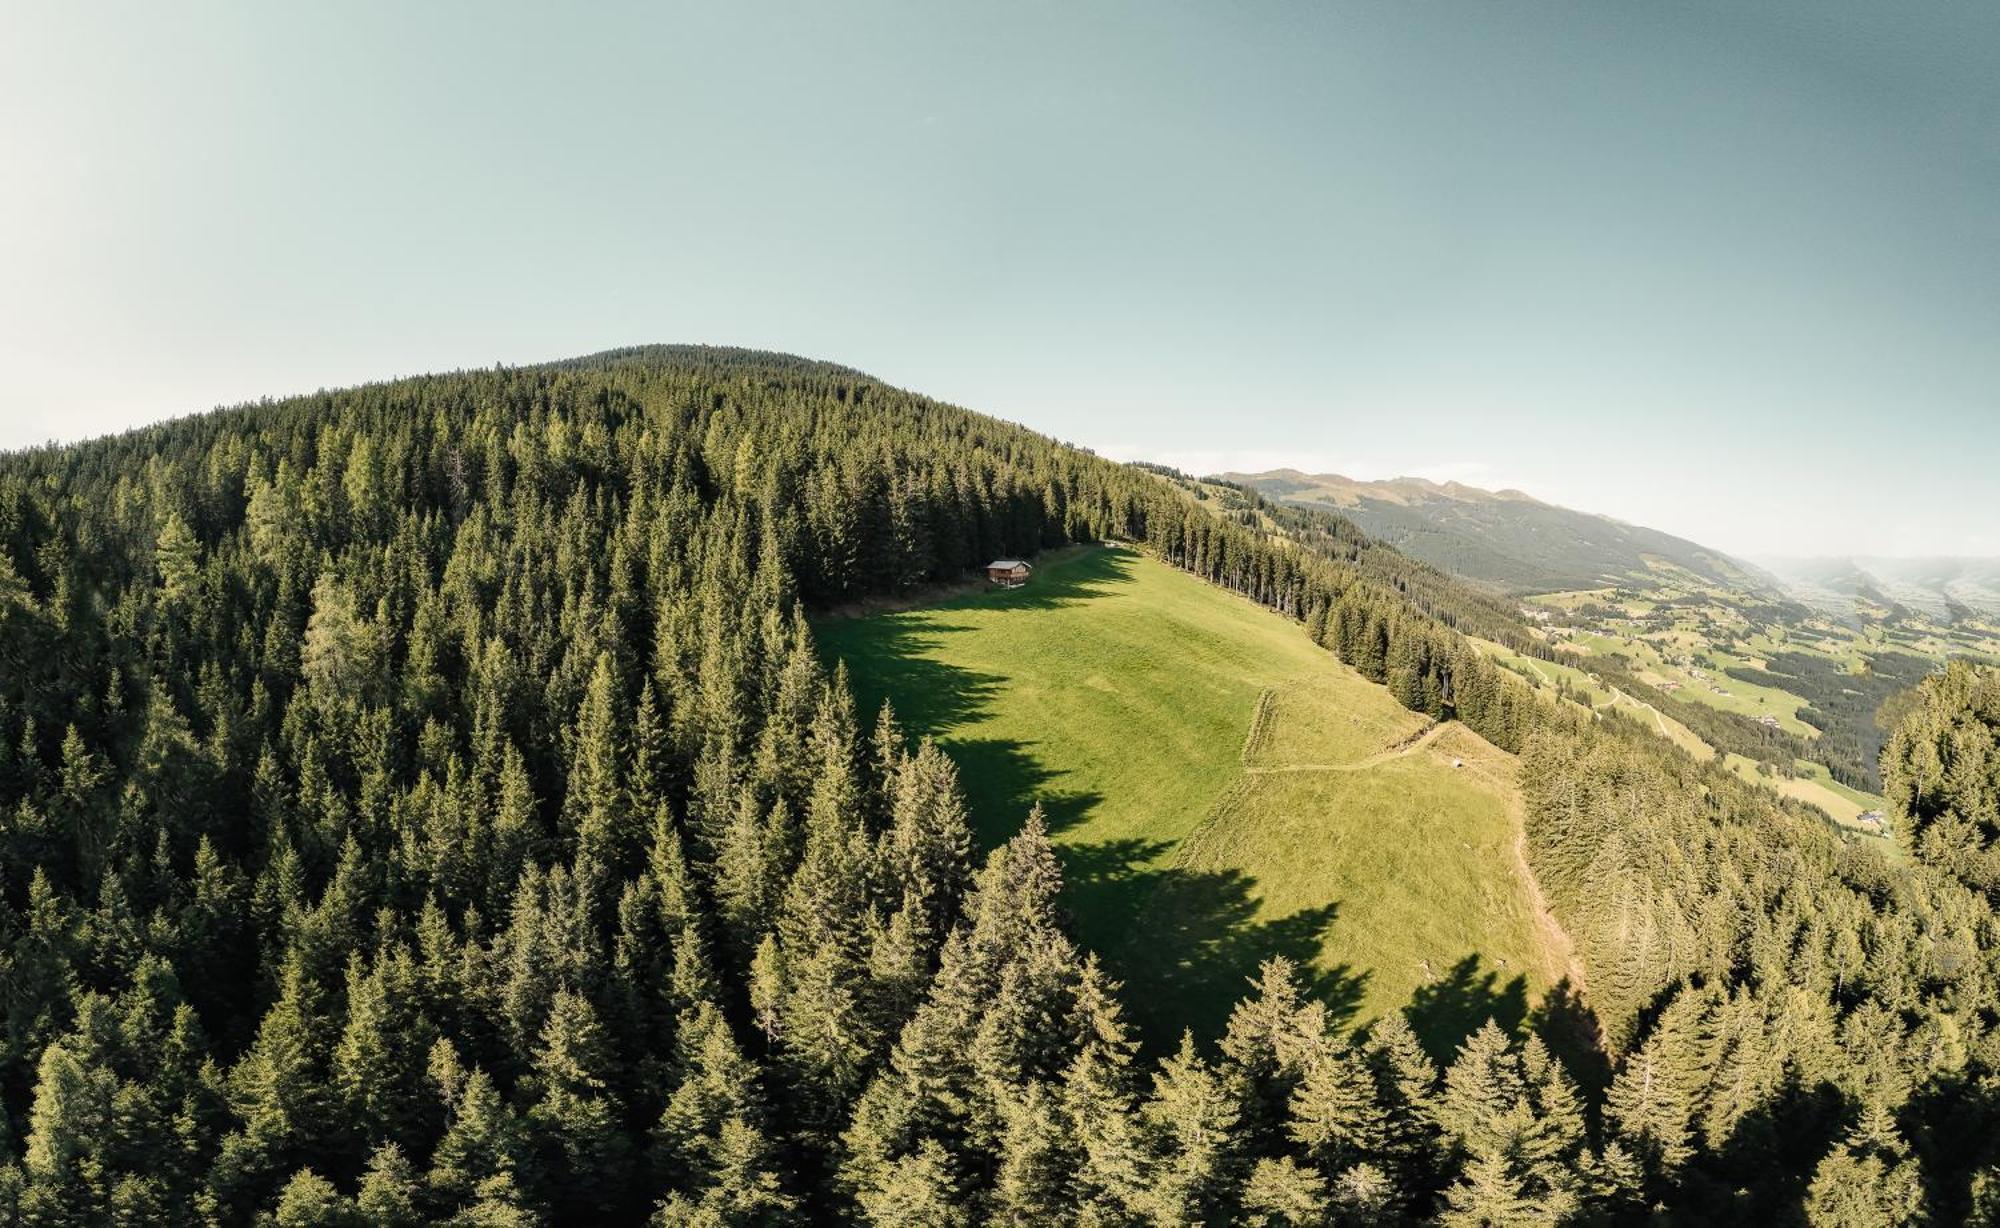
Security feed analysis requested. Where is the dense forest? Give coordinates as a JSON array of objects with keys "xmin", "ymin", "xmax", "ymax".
[{"xmin": 0, "ymin": 347, "xmax": 1996, "ymax": 1224}]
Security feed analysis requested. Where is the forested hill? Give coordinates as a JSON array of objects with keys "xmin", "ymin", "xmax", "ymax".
[
  {"xmin": 3, "ymin": 347, "xmax": 2000, "ymax": 1224},
  {"xmin": 1226, "ymin": 468, "xmax": 1769, "ymax": 596}
]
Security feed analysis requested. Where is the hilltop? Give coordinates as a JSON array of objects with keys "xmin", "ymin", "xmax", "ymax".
[{"xmin": 0, "ymin": 345, "xmax": 1594, "ymax": 1220}]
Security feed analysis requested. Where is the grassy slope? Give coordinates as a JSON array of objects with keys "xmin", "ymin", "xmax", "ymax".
[
  {"xmin": 819, "ymin": 546, "xmax": 1565, "ymax": 1054},
  {"xmin": 818, "ymin": 545, "xmax": 1329, "ymax": 870},
  {"xmin": 1148, "ymin": 710, "xmax": 1568, "ymax": 1055}
]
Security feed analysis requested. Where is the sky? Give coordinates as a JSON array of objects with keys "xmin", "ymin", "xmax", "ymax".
[{"xmin": 2, "ymin": 2, "xmax": 1995, "ymax": 559}]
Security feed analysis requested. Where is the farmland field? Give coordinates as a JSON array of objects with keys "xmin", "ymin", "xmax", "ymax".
[{"xmin": 818, "ymin": 546, "xmax": 1571, "ymax": 1053}]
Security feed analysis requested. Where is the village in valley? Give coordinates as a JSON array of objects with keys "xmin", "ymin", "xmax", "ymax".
[{"xmin": 1482, "ymin": 558, "xmax": 2000, "ymax": 850}]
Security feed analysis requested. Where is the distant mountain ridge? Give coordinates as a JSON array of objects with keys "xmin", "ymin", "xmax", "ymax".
[
  {"xmin": 1224, "ymin": 468, "xmax": 1769, "ymax": 596},
  {"xmin": 1755, "ymin": 555, "xmax": 2000, "ymax": 621}
]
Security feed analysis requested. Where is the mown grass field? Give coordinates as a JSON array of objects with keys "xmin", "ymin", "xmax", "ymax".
[
  {"xmin": 819, "ymin": 546, "xmax": 1567, "ymax": 1054},
  {"xmin": 1147, "ymin": 714, "xmax": 1567, "ymax": 1054}
]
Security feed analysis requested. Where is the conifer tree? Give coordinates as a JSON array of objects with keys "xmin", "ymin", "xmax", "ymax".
[
  {"xmin": 1060, "ymin": 956, "xmax": 1149, "ymax": 1221},
  {"xmin": 155, "ymin": 512, "xmax": 201, "ymax": 608},
  {"xmin": 271, "ymin": 1167, "xmax": 357, "ymax": 1227},
  {"xmin": 1222, "ymin": 956, "xmax": 1334, "ymax": 1139},
  {"xmin": 1802, "ymin": 1102, "xmax": 1928, "ymax": 1227},
  {"xmin": 214, "ymin": 954, "xmax": 332, "ymax": 1206},
  {"xmin": 1605, "ymin": 988, "xmax": 1706, "ymax": 1179},
  {"xmin": 854, "ymin": 1139, "xmax": 970, "ymax": 1228},
  {"xmin": 1138, "ymin": 1033, "xmax": 1246, "ymax": 1225},
  {"xmin": 1438, "ymin": 1151, "xmax": 1541, "ymax": 1228},
  {"xmin": 357, "ymin": 1143, "xmax": 423, "ymax": 1228},
  {"xmin": 1240, "ymin": 1155, "xmax": 1331, "ymax": 1227},
  {"xmin": 427, "ymin": 1059, "xmax": 526, "ymax": 1213},
  {"xmin": 1287, "ymin": 1044, "xmax": 1390, "ymax": 1177},
  {"xmin": 301, "ymin": 575, "xmax": 379, "ymax": 705},
  {"xmin": 1359, "ymin": 1011, "xmax": 1440, "ymax": 1191},
  {"xmin": 566, "ymin": 652, "xmax": 632, "ymax": 875},
  {"xmin": 525, "ymin": 989, "xmax": 632, "ymax": 1219}
]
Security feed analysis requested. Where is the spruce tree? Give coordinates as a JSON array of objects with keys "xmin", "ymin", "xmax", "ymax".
[
  {"xmin": 524, "ymin": 989, "xmax": 632, "ymax": 1219},
  {"xmin": 1138, "ymin": 1033, "xmax": 1245, "ymax": 1225}
]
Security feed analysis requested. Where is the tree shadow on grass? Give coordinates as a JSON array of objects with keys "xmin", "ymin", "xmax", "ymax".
[
  {"xmin": 1402, "ymin": 965, "xmax": 1615, "ymax": 1086},
  {"xmin": 1057, "ymin": 835, "xmax": 1368, "ymax": 1053},
  {"xmin": 1528, "ymin": 977, "xmax": 1610, "ymax": 1095},
  {"xmin": 937, "ymin": 735, "xmax": 1101, "ymax": 848},
  {"xmin": 1405, "ymin": 954, "xmax": 1530, "ymax": 1063},
  {"xmin": 825, "ymin": 620, "xmax": 1004, "ymax": 735},
  {"xmin": 816, "ymin": 545, "xmax": 1138, "ymax": 844},
  {"xmin": 946, "ymin": 545, "xmax": 1140, "ymax": 615}
]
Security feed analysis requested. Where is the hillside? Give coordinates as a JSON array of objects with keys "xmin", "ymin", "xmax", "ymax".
[
  {"xmin": 5, "ymin": 346, "xmax": 1999, "ymax": 1223},
  {"xmin": 1220, "ymin": 468, "xmax": 1998, "ymax": 799},
  {"xmin": 819, "ymin": 545, "xmax": 1572, "ymax": 1054},
  {"xmin": 0, "ymin": 346, "xmax": 1609, "ymax": 1222},
  {"xmin": 1226, "ymin": 468, "xmax": 1768, "ymax": 596}
]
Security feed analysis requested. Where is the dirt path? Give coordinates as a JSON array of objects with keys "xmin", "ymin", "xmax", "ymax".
[
  {"xmin": 1506, "ymin": 792, "xmax": 1587, "ymax": 995},
  {"xmin": 1242, "ymin": 719, "xmax": 1448, "ymax": 775},
  {"xmin": 1209, "ymin": 685, "xmax": 1597, "ymax": 1044},
  {"xmin": 1182, "ymin": 713, "xmax": 1448, "ymax": 869},
  {"xmin": 1519, "ymin": 654, "xmax": 1672, "ymax": 742},
  {"xmin": 1602, "ymin": 683, "xmax": 1670, "ymax": 739},
  {"xmin": 1238, "ymin": 680, "xmax": 1583, "ymax": 993}
]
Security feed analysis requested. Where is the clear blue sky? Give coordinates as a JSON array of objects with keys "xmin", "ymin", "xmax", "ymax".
[{"xmin": 3, "ymin": 2, "xmax": 1994, "ymax": 558}]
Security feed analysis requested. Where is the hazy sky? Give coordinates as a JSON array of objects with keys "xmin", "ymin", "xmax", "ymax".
[{"xmin": 3, "ymin": 3, "xmax": 1995, "ymax": 558}]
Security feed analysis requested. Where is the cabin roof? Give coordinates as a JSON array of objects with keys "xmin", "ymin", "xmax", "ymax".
[{"xmin": 987, "ymin": 559, "xmax": 1030, "ymax": 570}]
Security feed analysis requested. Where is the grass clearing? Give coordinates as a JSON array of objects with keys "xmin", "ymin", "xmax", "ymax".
[
  {"xmin": 1720, "ymin": 755, "xmax": 1892, "ymax": 846},
  {"xmin": 816, "ymin": 546, "xmax": 1332, "ymax": 978},
  {"xmin": 1146, "ymin": 718, "xmax": 1566, "ymax": 1055},
  {"xmin": 820, "ymin": 546, "xmax": 1571, "ymax": 1056}
]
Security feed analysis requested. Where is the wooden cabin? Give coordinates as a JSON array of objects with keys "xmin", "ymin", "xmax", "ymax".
[{"xmin": 986, "ymin": 559, "xmax": 1031, "ymax": 588}]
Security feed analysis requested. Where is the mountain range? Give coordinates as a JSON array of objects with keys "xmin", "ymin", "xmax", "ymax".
[
  {"xmin": 1753, "ymin": 554, "xmax": 2000, "ymax": 622},
  {"xmin": 1221, "ymin": 468, "xmax": 1768, "ymax": 596},
  {"xmin": 1225, "ymin": 468, "xmax": 2000, "ymax": 623}
]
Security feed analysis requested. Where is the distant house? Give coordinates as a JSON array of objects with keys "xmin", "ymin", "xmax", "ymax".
[
  {"xmin": 986, "ymin": 559, "xmax": 1032, "ymax": 588},
  {"xmin": 1757, "ymin": 713, "xmax": 1781, "ymax": 729},
  {"xmin": 1857, "ymin": 809, "xmax": 1888, "ymax": 834}
]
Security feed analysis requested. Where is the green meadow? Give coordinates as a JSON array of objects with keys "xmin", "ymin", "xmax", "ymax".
[{"xmin": 818, "ymin": 546, "xmax": 1568, "ymax": 1054}]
